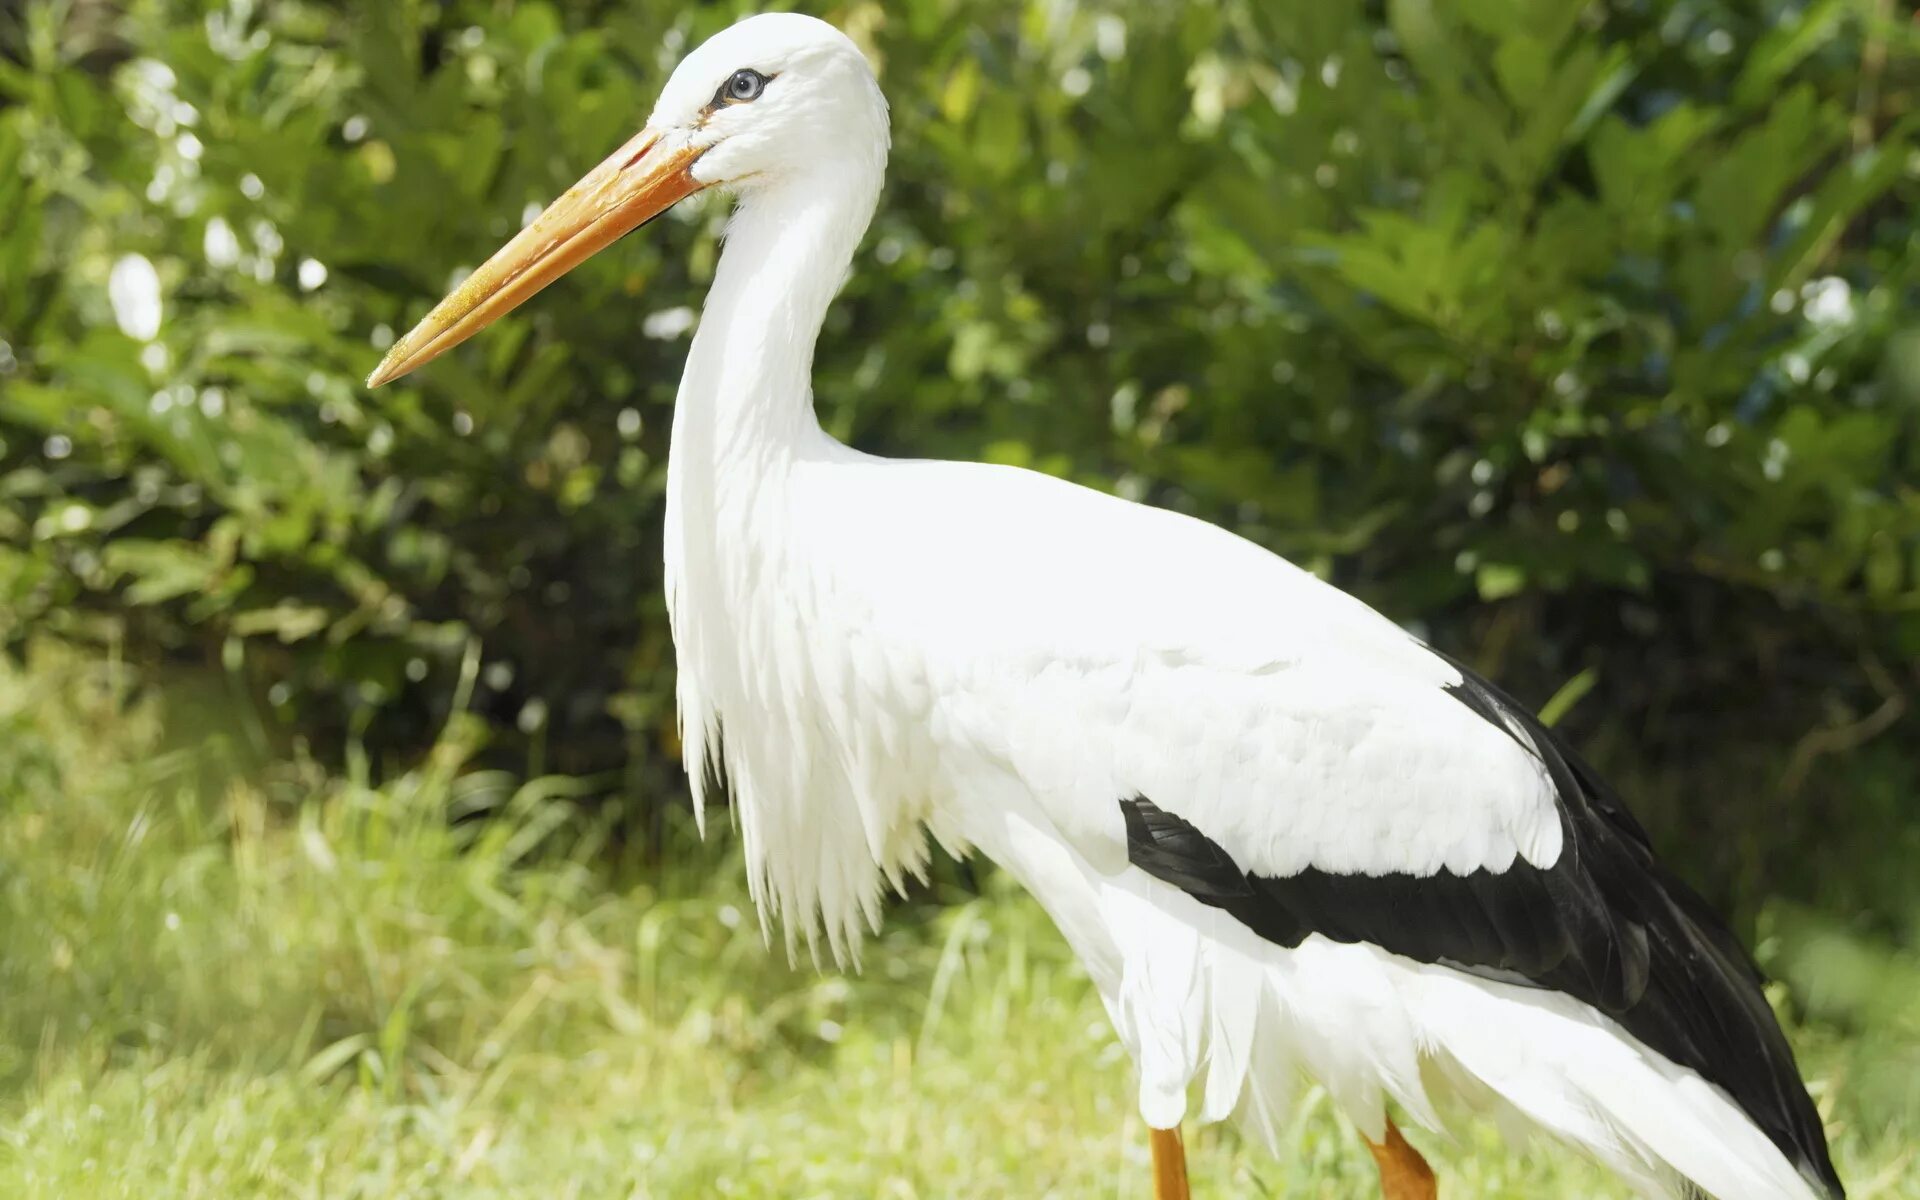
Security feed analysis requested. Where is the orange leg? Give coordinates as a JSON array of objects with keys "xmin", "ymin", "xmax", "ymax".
[
  {"xmin": 1365, "ymin": 1118, "xmax": 1438, "ymax": 1200},
  {"xmin": 1150, "ymin": 1125, "xmax": 1191, "ymax": 1200}
]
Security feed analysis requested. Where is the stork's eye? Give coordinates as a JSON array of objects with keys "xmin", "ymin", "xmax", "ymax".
[{"xmin": 717, "ymin": 68, "xmax": 768, "ymax": 105}]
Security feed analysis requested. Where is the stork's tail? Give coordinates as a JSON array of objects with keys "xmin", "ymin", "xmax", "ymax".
[{"xmin": 1401, "ymin": 964, "xmax": 1836, "ymax": 1200}]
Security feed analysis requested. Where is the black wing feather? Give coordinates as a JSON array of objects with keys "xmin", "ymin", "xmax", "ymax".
[{"xmin": 1118, "ymin": 652, "xmax": 1842, "ymax": 1198}]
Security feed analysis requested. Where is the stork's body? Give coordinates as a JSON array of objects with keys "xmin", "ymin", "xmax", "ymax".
[{"xmin": 370, "ymin": 15, "xmax": 1845, "ymax": 1199}]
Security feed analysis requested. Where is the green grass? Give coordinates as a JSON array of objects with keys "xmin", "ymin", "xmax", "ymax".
[{"xmin": 0, "ymin": 646, "xmax": 1915, "ymax": 1199}]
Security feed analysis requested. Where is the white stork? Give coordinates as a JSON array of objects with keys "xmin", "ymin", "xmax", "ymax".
[{"xmin": 368, "ymin": 14, "xmax": 1844, "ymax": 1199}]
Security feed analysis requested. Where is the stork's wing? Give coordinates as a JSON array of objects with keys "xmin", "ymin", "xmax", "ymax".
[{"xmin": 1088, "ymin": 644, "xmax": 1835, "ymax": 1196}]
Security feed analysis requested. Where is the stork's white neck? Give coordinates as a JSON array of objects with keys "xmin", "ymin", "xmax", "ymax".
[
  {"xmin": 664, "ymin": 159, "xmax": 891, "ymax": 960},
  {"xmin": 673, "ymin": 166, "xmax": 881, "ymax": 463}
]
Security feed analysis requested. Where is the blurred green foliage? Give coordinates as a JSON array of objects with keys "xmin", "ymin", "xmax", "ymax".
[{"xmin": 3, "ymin": 1, "xmax": 1919, "ymax": 924}]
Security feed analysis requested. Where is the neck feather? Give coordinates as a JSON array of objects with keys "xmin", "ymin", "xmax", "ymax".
[
  {"xmin": 674, "ymin": 166, "xmax": 879, "ymax": 461},
  {"xmin": 664, "ymin": 161, "xmax": 884, "ymax": 956}
]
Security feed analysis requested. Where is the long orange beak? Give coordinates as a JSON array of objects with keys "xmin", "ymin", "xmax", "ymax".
[{"xmin": 366, "ymin": 127, "xmax": 705, "ymax": 388}]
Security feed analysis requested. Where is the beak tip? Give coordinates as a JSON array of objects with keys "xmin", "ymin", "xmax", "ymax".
[{"xmin": 366, "ymin": 351, "xmax": 407, "ymax": 390}]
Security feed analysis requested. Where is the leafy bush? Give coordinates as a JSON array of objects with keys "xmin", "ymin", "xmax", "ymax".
[{"xmin": 3, "ymin": 0, "xmax": 1918, "ymax": 916}]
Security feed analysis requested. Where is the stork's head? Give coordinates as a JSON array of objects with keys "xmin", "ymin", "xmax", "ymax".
[
  {"xmin": 650, "ymin": 13, "xmax": 889, "ymax": 190},
  {"xmin": 367, "ymin": 13, "xmax": 886, "ymax": 388}
]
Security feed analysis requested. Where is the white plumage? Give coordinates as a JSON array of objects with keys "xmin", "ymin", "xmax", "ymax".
[
  {"xmin": 368, "ymin": 15, "xmax": 1844, "ymax": 1200},
  {"xmin": 678, "ymin": 453, "xmax": 1566, "ymax": 943}
]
